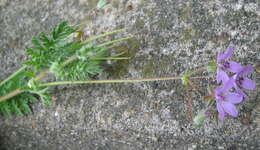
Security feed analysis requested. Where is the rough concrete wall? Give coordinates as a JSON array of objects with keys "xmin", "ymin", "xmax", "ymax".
[{"xmin": 0, "ymin": 0, "xmax": 259, "ymax": 149}]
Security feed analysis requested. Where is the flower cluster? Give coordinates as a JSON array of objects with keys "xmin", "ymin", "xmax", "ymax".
[{"xmin": 214, "ymin": 46, "xmax": 256, "ymax": 120}]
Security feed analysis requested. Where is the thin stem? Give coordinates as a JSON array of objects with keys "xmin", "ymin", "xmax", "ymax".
[
  {"xmin": 0, "ymin": 65, "xmax": 27, "ymax": 87},
  {"xmin": 34, "ymin": 70, "xmax": 51, "ymax": 82},
  {"xmin": 190, "ymin": 67, "xmax": 206, "ymax": 75},
  {"xmin": 35, "ymin": 56, "xmax": 78, "ymax": 82},
  {"xmin": 0, "ymin": 75, "xmax": 209, "ymax": 102},
  {"xmin": 38, "ymin": 76, "xmax": 208, "ymax": 87},
  {"xmin": 0, "ymin": 89, "xmax": 24, "ymax": 102},
  {"xmin": 188, "ymin": 80, "xmax": 203, "ymax": 95},
  {"xmin": 90, "ymin": 57, "xmax": 129, "ymax": 60},
  {"xmin": 61, "ymin": 56, "xmax": 78, "ymax": 67},
  {"xmin": 0, "ymin": 56, "xmax": 79, "ymax": 103},
  {"xmin": 190, "ymin": 76, "xmax": 210, "ymax": 79},
  {"xmin": 113, "ymin": 51, "xmax": 127, "ymax": 57},
  {"xmin": 96, "ymin": 37, "xmax": 132, "ymax": 48},
  {"xmin": 81, "ymin": 28, "xmax": 128, "ymax": 45}
]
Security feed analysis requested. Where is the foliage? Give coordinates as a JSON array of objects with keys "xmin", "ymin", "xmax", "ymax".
[
  {"xmin": 0, "ymin": 21, "xmax": 128, "ymax": 115},
  {"xmin": 0, "ymin": 70, "xmax": 38, "ymax": 115},
  {"xmin": 97, "ymin": 0, "xmax": 107, "ymax": 8},
  {"xmin": 25, "ymin": 21, "xmax": 78, "ymax": 72}
]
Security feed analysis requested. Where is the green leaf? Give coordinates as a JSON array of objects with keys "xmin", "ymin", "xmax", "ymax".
[
  {"xmin": 97, "ymin": 0, "xmax": 107, "ymax": 8},
  {"xmin": 181, "ymin": 76, "xmax": 190, "ymax": 85},
  {"xmin": 26, "ymin": 21, "xmax": 77, "ymax": 71},
  {"xmin": 207, "ymin": 62, "xmax": 217, "ymax": 73}
]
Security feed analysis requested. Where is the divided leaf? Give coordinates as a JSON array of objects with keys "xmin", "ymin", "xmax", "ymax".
[
  {"xmin": 0, "ymin": 70, "xmax": 37, "ymax": 115},
  {"xmin": 25, "ymin": 21, "xmax": 77, "ymax": 71}
]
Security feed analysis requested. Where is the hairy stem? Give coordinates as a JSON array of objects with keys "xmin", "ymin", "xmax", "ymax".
[
  {"xmin": 190, "ymin": 67, "xmax": 206, "ymax": 75},
  {"xmin": 39, "ymin": 76, "xmax": 182, "ymax": 87},
  {"xmin": 0, "ymin": 75, "xmax": 210, "ymax": 102},
  {"xmin": 61, "ymin": 56, "xmax": 78, "ymax": 67},
  {"xmin": 189, "ymin": 76, "xmax": 209, "ymax": 79},
  {"xmin": 38, "ymin": 76, "xmax": 209, "ymax": 87},
  {"xmin": 34, "ymin": 70, "xmax": 51, "ymax": 82},
  {"xmin": 0, "ymin": 65, "xmax": 27, "ymax": 88},
  {"xmin": 91, "ymin": 57, "xmax": 129, "ymax": 60},
  {"xmin": 0, "ymin": 89, "xmax": 24, "ymax": 102},
  {"xmin": 81, "ymin": 28, "xmax": 127, "ymax": 45},
  {"xmin": 96, "ymin": 37, "xmax": 132, "ymax": 48}
]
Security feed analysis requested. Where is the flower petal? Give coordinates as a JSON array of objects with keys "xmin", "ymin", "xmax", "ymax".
[
  {"xmin": 222, "ymin": 101, "xmax": 238, "ymax": 117},
  {"xmin": 239, "ymin": 65, "xmax": 253, "ymax": 76},
  {"xmin": 225, "ymin": 92, "xmax": 243, "ymax": 104},
  {"xmin": 241, "ymin": 77, "xmax": 256, "ymax": 90},
  {"xmin": 224, "ymin": 46, "xmax": 234, "ymax": 60},
  {"xmin": 216, "ymin": 69, "xmax": 229, "ymax": 83},
  {"xmin": 228, "ymin": 61, "xmax": 242, "ymax": 73},
  {"xmin": 221, "ymin": 78, "xmax": 235, "ymax": 92},
  {"xmin": 218, "ymin": 46, "xmax": 234, "ymax": 61},
  {"xmin": 217, "ymin": 52, "xmax": 225, "ymax": 62},
  {"xmin": 234, "ymin": 85, "xmax": 248, "ymax": 99},
  {"xmin": 217, "ymin": 102, "xmax": 225, "ymax": 120}
]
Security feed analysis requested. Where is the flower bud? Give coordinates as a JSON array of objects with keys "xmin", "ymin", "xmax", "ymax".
[
  {"xmin": 207, "ymin": 62, "xmax": 217, "ymax": 73},
  {"xmin": 181, "ymin": 76, "xmax": 190, "ymax": 85},
  {"xmin": 193, "ymin": 110, "xmax": 207, "ymax": 127}
]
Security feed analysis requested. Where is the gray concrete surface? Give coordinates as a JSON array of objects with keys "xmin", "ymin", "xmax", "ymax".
[{"xmin": 0, "ymin": 0, "xmax": 259, "ymax": 149}]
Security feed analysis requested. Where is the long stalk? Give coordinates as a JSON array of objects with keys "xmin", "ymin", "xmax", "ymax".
[
  {"xmin": 81, "ymin": 28, "xmax": 127, "ymax": 45},
  {"xmin": 96, "ymin": 37, "xmax": 132, "ymax": 48},
  {"xmin": 38, "ymin": 76, "xmax": 209, "ymax": 87},
  {"xmin": 0, "ymin": 89, "xmax": 24, "ymax": 102},
  {"xmin": 0, "ymin": 74, "xmax": 209, "ymax": 102},
  {"xmin": 91, "ymin": 57, "xmax": 129, "ymax": 60},
  {"xmin": 0, "ymin": 65, "xmax": 27, "ymax": 88}
]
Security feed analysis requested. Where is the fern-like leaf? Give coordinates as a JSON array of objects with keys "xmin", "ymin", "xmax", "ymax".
[
  {"xmin": 0, "ymin": 70, "xmax": 38, "ymax": 115},
  {"xmin": 25, "ymin": 21, "xmax": 77, "ymax": 71}
]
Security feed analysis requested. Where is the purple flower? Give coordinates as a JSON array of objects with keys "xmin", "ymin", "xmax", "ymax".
[
  {"xmin": 233, "ymin": 65, "xmax": 256, "ymax": 98},
  {"xmin": 215, "ymin": 78, "xmax": 243, "ymax": 120},
  {"xmin": 216, "ymin": 46, "xmax": 242, "ymax": 83}
]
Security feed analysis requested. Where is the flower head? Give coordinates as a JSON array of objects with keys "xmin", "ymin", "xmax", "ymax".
[
  {"xmin": 233, "ymin": 65, "xmax": 256, "ymax": 98},
  {"xmin": 215, "ymin": 78, "xmax": 243, "ymax": 120},
  {"xmin": 216, "ymin": 46, "xmax": 242, "ymax": 83}
]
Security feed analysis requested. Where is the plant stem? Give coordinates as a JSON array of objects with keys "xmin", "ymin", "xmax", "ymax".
[
  {"xmin": 61, "ymin": 56, "xmax": 78, "ymax": 67},
  {"xmin": 38, "ymin": 76, "xmax": 182, "ymax": 87},
  {"xmin": 190, "ymin": 67, "xmax": 206, "ymax": 75},
  {"xmin": 0, "ymin": 75, "xmax": 210, "ymax": 102},
  {"xmin": 34, "ymin": 70, "xmax": 51, "ymax": 82},
  {"xmin": 81, "ymin": 28, "xmax": 127, "ymax": 45},
  {"xmin": 96, "ymin": 37, "xmax": 132, "ymax": 48},
  {"xmin": 113, "ymin": 51, "xmax": 127, "ymax": 57},
  {"xmin": 0, "ymin": 65, "xmax": 27, "ymax": 88},
  {"xmin": 91, "ymin": 57, "xmax": 129, "ymax": 60},
  {"xmin": 190, "ymin": 76, "xmax": 210, "ymax": 79},
  {"xmin": 38, "ymin": 76, "xmax": 209, "ymax": 87},
  {"xmin": 0, "ymin": 89, "xmax": 24, "ymax": 102}
]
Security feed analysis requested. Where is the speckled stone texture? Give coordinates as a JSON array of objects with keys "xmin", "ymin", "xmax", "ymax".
[{"xmin": 0, "ymin": 0, "xmax": 259, "ymax": 150}]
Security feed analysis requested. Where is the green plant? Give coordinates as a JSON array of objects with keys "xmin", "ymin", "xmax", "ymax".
[
  {"xmin": 0, "ymin": 21, "xmax": 129, "ymax": 115},
  {"xmin": 0, "ymin": 21, "xmax": 256, "ymax": 127}
]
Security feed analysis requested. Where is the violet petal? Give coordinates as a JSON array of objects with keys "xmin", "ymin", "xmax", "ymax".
[
  {"xmin": 224, "ymin": 46, "xmax": 234, "ymax": 60},
  {"xmin": 217, "ymin": 52, "xmax": 225, "ymax": 62},
  {"xmin": 222, "ymin": 101, "xmax": 238, "ymax": 117},
  {"xmin": 216, "ymin": 69, "xmax": 229, "ymax": 83},
  {"xmin": 241, "ymin": 77, "xmax": 256, "ymax": 90},
  {"xmin": 228, "ymin": 61, "xmax": 242, "ymax": 73},
  {"xmin": 234, "ymin": 85, "xmax": 248, "ymax": 99},
  {"xmin": 217, "ymin": 102, "xmax": 225, "ymax": 120},
  {"xmin": 225, "ymin": 92, "xmax": 243, "ymax": 104},
  {"xmin": 239, "ymin": 65, "xmax": 253, "ymax": 76},
  {"xmin": 220, "ymin": 78, "xmax": 235, "ymax": 92}
]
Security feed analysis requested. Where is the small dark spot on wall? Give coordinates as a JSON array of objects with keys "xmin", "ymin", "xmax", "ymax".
[{"xmin": 126, "ymin": 5, "xmax": 133, "ymax": 11}]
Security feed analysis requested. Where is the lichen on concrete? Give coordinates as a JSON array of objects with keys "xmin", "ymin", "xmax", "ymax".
[{"xmin": 0, "ymin": 0, "xmax": 259, "ymax": 150}]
